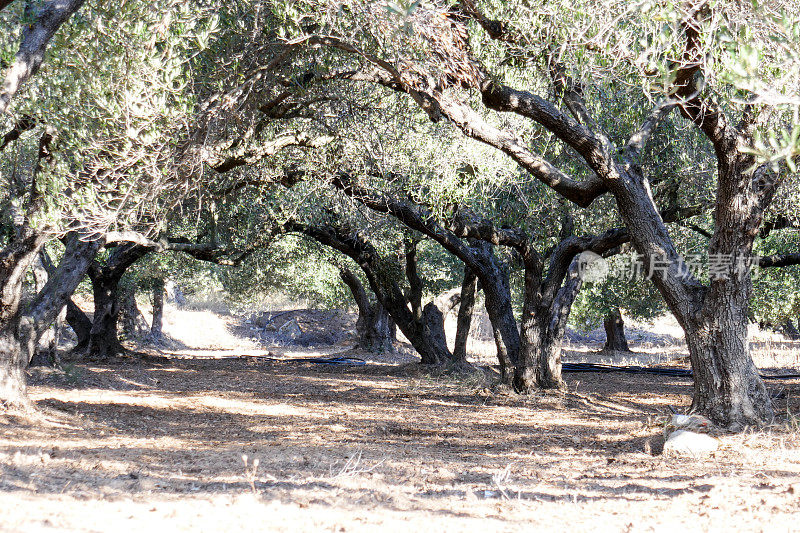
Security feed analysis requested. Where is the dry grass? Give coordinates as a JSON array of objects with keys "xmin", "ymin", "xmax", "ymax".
[
  {"xmin": 4, "ymin": 305, "xmax": 799, "ymax": 531},
  {"xmin": 2, "ymin": 354, "xmax": 798, "ymax": 532}
]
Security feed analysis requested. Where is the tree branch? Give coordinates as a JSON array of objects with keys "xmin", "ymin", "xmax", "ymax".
[
  {"xmin": 757, "ymin": 253, "xmax": 800, "ymax": 269},
  {"xmin": 479, "ymin": 80, "xmax": 615, "ymax": 180},
  {"xmin": 457, "ymin": 0, "xmax": 517, "ymax": 44},
  {"xmin": 625, "ymin": 99, "xmax": 676, "ymax": 158},
  {"xmin": 671, "ymin": 2, "xmax": 736, "ymax": 161},
  {"xmin": 0, "ymin": 0, "xmax": 87, "ymax": 114},
  {"xmin": 208, "ymin": 132, "xmax": 334, "ymax": 173},
  {"xmin": 0, "ymin": 114, "xmax": 35, "ymax": 151}
]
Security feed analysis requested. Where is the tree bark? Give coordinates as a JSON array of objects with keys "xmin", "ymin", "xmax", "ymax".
[
  {"xmin": 29, "ymin": 305, "xmax": 65, "ymax": 367},
  {"xmin": 420, "ymin": 302, "xmax": 449, "ymax": 364},
  {"xmin": 287, "ymin": 222, "xmax": 453, "ymax": 365},
  {"xmin": 36, "ymin": 250, "xmax": 92, "ymax": 353},
  {"xmin": 1, "ymin": 230, "xmax": 102, "ymax": 405},
  {"xmin": 603, "ymin": 149, "xmax": 774, "ymax": 426},
  {"xmin": 66, "ymin": 299, "xmax": 91, "ymax": 351},
  {"xmin": 516, "ymin": 258, "xmax": 583, "ymax": 391},
  {"xmin": 327, "ymin": 177, "xmax": 517, "ymax": 374},
  {"xmin": 0, "ymin": 0, "xmax": 88, "ymax": 114},
  {"xmin": 87, "ymin": 269, "xmax": 124, "ymax": 360},
  {"xmin": 471, "ymin": 241, "xmax": 519, "ymax": 383},
  {"xmin": 340, "ymin": 268, "xmax": 394, "ymax": 353},
  {"xmin": 683, "ymin": 279, "xmax": 773, "ymax": 428},
  {"xmin": 150, "ymin": 278, "xmax": 164, "ymax": 338},
  {"xmin": 29, "ymin": 252, "xmax": 59, "ymax": 366},
  {"xmin": 0, "ymin": 231, "xmax": 48, "ymax": 407},
  {"xmin": 452, "ymin": 266, "xmax": 477, "ymax": 364},
  {"xmin": 603, "ymin": 307, "xmax": 631, "ymax": 352},
  {"xmin": 86, "ymin": 243, "xmax": 152, "ymax": 360},
  {"xmin": 119, "ymin": 286, "xmax": 147, "ymax": 338}
]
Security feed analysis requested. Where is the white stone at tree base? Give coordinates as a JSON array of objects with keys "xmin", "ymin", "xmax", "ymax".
[{"xmin": 663, "ymin": 429, "xmax": 719, "ymax": 456}]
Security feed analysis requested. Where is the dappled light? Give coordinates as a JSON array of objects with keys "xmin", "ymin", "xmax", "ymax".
[
  {"xmin": 1, "ymin": 0, "xmax": 800, "ymax": 530},
  {"xmin": 2, "ymin": 349, "xmax": 799, "ymax": 529}
]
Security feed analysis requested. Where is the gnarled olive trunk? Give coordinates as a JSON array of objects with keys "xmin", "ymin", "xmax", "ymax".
[
  {"xmin": 603, "ymin": 307, "xmax": 631, "ymax": 352},
  {"xmin": 119, "ymin": 286, "xmax": 147, "ymax": 338},
  {"xmin": 29, "ymin": 253, "xmax": 61, "ymax": 367},
  {"xmin": 1, "ymin": 230, "xmax": 101, "ymax": 406},
  {"xmin": 0, "ymin": 231, "xmax": 48, "ymax": 406},
  {"xmin": 35, "ymin": 250, "xmax": 91, "ymax": 354},
  {"xmin": 371, "ymin": 289, "xmax": 451, "ymax": 365},
  {"xmin": 358, "ymin": 305, "xmax": 393, "ymax": 352},
  {"xmin": 66, "ymin": 299, "xmax": 91, "ymax": 351},
  {"xmin": 87, "ymin": 269, "xmax": 124, "ymax": 360},
  {"xmin": 28, "ymin": 306, "xmax": 65, "ymax": 367},
  {"xmin": 683, "ymin": 278, "xmax": 772, "ymax": 428},
  {"xmin": 419, "ymin": 303, "xmax": 450, "ymax": 365},
  {"xmin": 289, "ymin": 222, "xmax": 453, "ymax": 366},
  {"xmin": 340, "ymin": 268, "xmax": 394, "ymax": 353},
  {"xmin": 608, "ymin": 149, "xmax": 774, "ymax": 426},
  {"xmin": 85, "ymin": 243, "xmax": 151, "ymax": 360},
  {"xmin": 516, "ymin": 259, "xmax": 582, "ymax": 391},
  {"xmin": 469, "ymin": 241, "xmax": 519, "ymax": 383}
]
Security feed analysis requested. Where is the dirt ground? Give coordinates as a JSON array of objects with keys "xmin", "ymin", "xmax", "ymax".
[{"xmin": 2, "ymin": 309, "xmax": 800, "ymax": 532}]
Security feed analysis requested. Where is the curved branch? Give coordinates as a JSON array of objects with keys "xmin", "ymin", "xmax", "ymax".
[
  {"xmin": 479, "ymin": 80, "xmax": 614, "ymax": 180},
  {"xmin": 0, "ymin": 0, "xmax": 87, "ymax": 114},
  {"xmin": 625, "ymin": 99, "xmax": 676, "ymax": 158},
  {"xmin": 671, "ymin": 2, "xmax": 736, "ymax": 161},
  {"xmin": 336, "ymin": 67, "xmax": 604, "ymax": 206}
]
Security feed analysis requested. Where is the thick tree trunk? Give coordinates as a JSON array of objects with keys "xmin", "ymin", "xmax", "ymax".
[
  {"xmin": 419, "ymin": 302, "xmax": 450, "ymax": 365},
  {"xmin": 360, "ymin": 305, "xmax": 393, "ymax": 352},
  {"xmin": 603, "ymin": 307, "xmax": 631, "ymax": 352},
  {"xmin": 0, "ymin": 334, "xmax": 28, "ymax": 408},
  {"xmin": 452, "ymin": 266, "xmax": 477, "ymax": 364},
  {"xmin": 290, "ymin": 223, "xmax": 453, "ymax": 366},
  {"xmin": 150, "ymin": 278, "xmax": 164, "ymax": 338},
  {"xmin": 29, "ymin": 253, "xmax": 61, "ymax": 366},
  {"xmin": 516, "ymin": 259, "xmax": 582, "ymax": 391},
  {"xmin": 340, "ymin": 268, "xmax": 394, "ymax": 353},
  {"xmin": 606, "ymin": 151, "xmax": 774, "ymax": 426},
  {"xmin": 1, "ymin": 230, "xmax": 101, "ymax": 405},
  {"xmin": 375, "ymin": 291, "xmax": 451, "ymax": 365},
  {"xmin": 119, "ymin": 286, "xmax": 147, "ymax": 338},
  {"xmin": 29, "ymin": 306, "xmax": 65, "ymax": 367},
  {"xmin": 66, "ymin": 299, "xmax": 91, "ymax": 351},
  {"xmin": 684, "ymin": 281, "xmax": 773, "ymax": 428},
  {"xmin": 86, "ymin": 243, "xmax": 151, "ymax": 360},
  {"xmin": 0, "ymin": 231, "xmax": 48, "ymax": 407},
  {"xmin": 381, "ymin": 291, "xmax": 452, "ymax": 365},
  {"xmin": 87, "ymin": 272, "xmax": 124, "ymax": 360},
  {"xmin": 39, "ymin": 249, "xmax": 92, "ymax": 353}
]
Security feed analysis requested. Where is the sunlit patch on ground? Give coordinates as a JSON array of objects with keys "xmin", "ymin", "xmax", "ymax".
[{"xmin": 2, "ymin": 307, "xmax": 799, "ymax": 531}]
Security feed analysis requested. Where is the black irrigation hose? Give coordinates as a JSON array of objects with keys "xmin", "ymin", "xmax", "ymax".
[
  {"xmin": 261, "ymin": 355, "xmax": 366, "ymax": 366},
  {"xmin": 561, "ymin": 362, "xmax": 800, "ymax": 380},
  {"xmin": 228, "ymin": 354, "xmax": 798, "ymax": 376},
  {"xmin": 212, "ymin": 355, "xmax": 367, "ymax": 366},
  {"xmin": 294, "ymin": 356, "xmax": 366, "ymax": 366}
]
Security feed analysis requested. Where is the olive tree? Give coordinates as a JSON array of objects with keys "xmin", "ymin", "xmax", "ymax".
[{"xmin": 275, "ymin": 0, "xmax": 800, "ymax": 427}]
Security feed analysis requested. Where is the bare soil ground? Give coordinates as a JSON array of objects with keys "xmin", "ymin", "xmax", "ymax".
[{"xmin": 3, "ymin": 307, "xmax": 800, "ymax": 532}]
